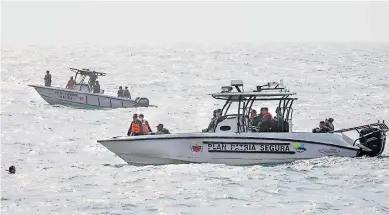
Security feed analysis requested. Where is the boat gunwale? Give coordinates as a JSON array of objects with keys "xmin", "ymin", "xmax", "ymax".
[
  {"xmin": 97, "ymin": 134, "xmax": 360, "ymax": 151},
  {"xmin": 28, "ymin": 84, "xmax": 139, "ymax": 101}
]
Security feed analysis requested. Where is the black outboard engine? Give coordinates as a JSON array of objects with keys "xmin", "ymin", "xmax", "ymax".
[
  {"xmin": 358, "ymin": 127, "xmax": 387, "ymax": 157},
  {"xmin": 134, "ymin": 97, "xmax": 150, "ymax": 107}
]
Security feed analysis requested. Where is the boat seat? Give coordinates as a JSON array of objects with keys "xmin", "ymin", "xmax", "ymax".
[
  {"xmin": 250, "ymin": 120, "xmax": 289, "ymax": 133},
  {"xmin": 270, "ymin": 120, "xmax": 289, "ymax": 132}
]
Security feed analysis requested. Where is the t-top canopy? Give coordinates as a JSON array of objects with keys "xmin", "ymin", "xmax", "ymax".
[
  {"xmin": 211, "ymin": 92, "xmax": 298, "ymax": 101},
  {"xmin": 209, "ymin": 80, "xmax": 298, "ymax": 101},
  {"xmin": 70, "ymin": 68, "xmax": 107, "ymax": 77}
]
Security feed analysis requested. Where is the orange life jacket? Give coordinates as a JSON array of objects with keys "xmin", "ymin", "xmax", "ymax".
[
  {"xmin": 131, "ymin": 121, "xmax": 141, "ymax": 134},
  {"xmin": 142, "ymin": 120, "xmax": 149, "ymax": 134}
]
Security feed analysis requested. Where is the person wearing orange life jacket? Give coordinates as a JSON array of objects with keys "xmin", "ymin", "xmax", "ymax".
[
  {"xmin": 127, "ymin": 113, "xmax": 144, "ymax": 136},
  {"xmin": 139, "ymin": 114, "xmax": 152, "ymax": 135}
]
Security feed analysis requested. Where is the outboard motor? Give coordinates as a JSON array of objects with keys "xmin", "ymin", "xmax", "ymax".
[
  {"xmin": 358, "ymin": 127, "xmax": 386, "ymax": 157},
  {"xmin": 134, "ymin": 97, "xmax": 150, "ymax": 107}
]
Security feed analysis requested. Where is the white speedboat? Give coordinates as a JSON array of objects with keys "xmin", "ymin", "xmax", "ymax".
[
  {"xmin": 97, "ymin": 80, "xmax": 388, "ymax": 165},
  {"xmin": 28, "ymin": 68, "xmax": 153, "ymax": 109}
]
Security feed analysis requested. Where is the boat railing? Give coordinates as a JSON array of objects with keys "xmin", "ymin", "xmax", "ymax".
[
  {"xmin": 332, "ymin": 121, "xmax": 388, "ymax": 147},
  {"xmin": 332, "ymin": 121, "xmax": 389, "ymax": 133}
]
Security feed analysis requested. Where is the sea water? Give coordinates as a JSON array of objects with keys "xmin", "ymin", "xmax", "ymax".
[{"xmin": 1, "ymin": 43, "xmax": 389, "ymax": 214}]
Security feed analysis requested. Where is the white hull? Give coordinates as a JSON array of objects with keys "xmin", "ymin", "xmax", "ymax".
[
  {"xmin": 29, "ymin": 85, "xmax": 137, "ymax": 109},
  {"xmin": 97, "ymin": 132, "xmax": 360, "ymax": 165},
  {"xmin": 97, "ymin": 80, "xmax": 388, "ymax": 165}
]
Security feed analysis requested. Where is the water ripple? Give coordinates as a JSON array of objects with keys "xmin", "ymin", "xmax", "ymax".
[{"xmin": 2, "ymin": 43, "xmax": 389, "ymax": 215}]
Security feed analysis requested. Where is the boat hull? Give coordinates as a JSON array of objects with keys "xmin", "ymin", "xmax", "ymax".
[
  {"xmin": 97, "ymin": 132, "xmax": 360, "ymax": 165},
  {"xmin": 29, "ymin": 85, "xmax": 137, "ymax": 109}
]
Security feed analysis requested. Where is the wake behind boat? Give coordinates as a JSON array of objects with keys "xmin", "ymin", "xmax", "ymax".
[
  {"xmin": 97, "ymin": 80, "xmax": 388, "ymax": 165},
  {"xmin": 29, "ymin": 68, "xmax": 154, "ymax": 109}
]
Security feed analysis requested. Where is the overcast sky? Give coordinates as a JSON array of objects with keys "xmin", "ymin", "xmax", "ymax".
[{"xmin": 2, "ymin": 1, "xmax": 389, "ymax": 46}]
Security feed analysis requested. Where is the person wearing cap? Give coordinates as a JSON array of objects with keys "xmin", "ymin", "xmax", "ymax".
[
  {"xmin": 156, "ymin": 124, "xmax": 170, "ymax": 134},
  {"xmin": 312, "ymin": 121, "xmax": 331, "ymax": 133},
  {"xmin": 127, "ymin": 113, "xmax": 143, "ymax": 136},
  {"xmin": 44, "ymin": 70, "xmax": 52, "ymax": 87},
  {"xmin": 139, "ymin": 114, "xmax": 152, "ymax": 135},
  {"xmin": 325, "ymin": 118, "xmax": 334, "ymax": 131},
  {"xmin": 203, "ymin": 109, "xmax": 223, "ymax": 132}
]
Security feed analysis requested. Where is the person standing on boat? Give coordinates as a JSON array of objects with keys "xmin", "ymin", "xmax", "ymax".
[
  {"xmin": 89, "ymin": 71, "xmax": 97, "ymax": 89},
  {"xmin": 139, "ymin": 114, "xmax": 152, "ymax": 135},
  {"xmin": 93, "ymin": 81, "xmax": 100, "ymax": 93},
  {"xmin": 118, "ymin": 86, "xmax": 124, "ymax": 97},
  {"xmin": 123, "ymin": 86, "xmax": 131, "ymax": 99},
  {"xmin": 127, "ymin": 113, "xmax": 144, "ymax": 136},
  {"xmin": 44, "ymin": 71, "xmax": 52, "ymax": 87},
  {"xmin": 274, "ymin": 107, "xmax": 283, "ymax": 121},
  {"xmin": 66, "ymin": 76, "xmax": 75, "ymax": 89},
  {"xmin": 312, "ymin": 121, "xmax": 331, "ymax": 133}
]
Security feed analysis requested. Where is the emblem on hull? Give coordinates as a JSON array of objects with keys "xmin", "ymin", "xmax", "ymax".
[
  {"xmin": 191, "ymin": 143, "xmax": 203, "ymax": 153},
  {"xmin": 294, "ymin": 143, "xmax": 307, "ymax": 153}
]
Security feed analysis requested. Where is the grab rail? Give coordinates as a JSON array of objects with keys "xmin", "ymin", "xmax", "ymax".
[{"xmin": 332, "ymin": 121, "xmax": 388, "ymax": 133}]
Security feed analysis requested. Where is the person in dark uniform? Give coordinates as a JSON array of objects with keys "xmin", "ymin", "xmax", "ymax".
[
  {"xmin": 312, "ymin": 121, "xmax": 331, "ymax": 133},
  {"xmin": 89, "ymin": 71, "xmax": 97, "ymax": 89},
  {"xmin": 250, "ymin": 108, "xmax": 265, "ymax": 127},
  {"xmin": 203, "ymin": 109, "xmax": 222, "ymax": 132},
  {"xmin": 123, "ymin": 86, "xmax": 131, "ymax": 99},
  {"xmin": 274, "ymin": 107, "xmax": 283, "ymax": 121},
  {"xmin": 44, "ymin": 71, "xmax": 52, "ymax": 87},
  {"xmin": 117, "ymin": 86, "xmax": 124, "ymax": 97},
  {"xmin": 325, "ymin": 118, "xmax": 334, "ymax": 131},
  {"xmin": 93, "ymin": 81, "xmax": 100, "ymax": 93},
  {"xmin": 156, "ymin": 124, "xmax": 170, "ymax": 134}
]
